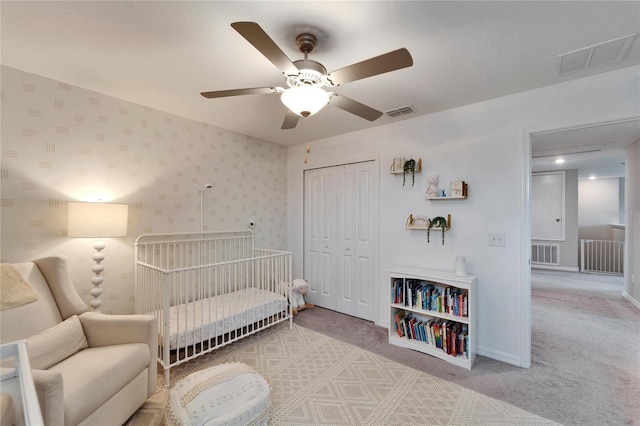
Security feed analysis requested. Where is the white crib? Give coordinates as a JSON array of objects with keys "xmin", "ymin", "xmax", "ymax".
[{"xmin": 134, "ymin": 230, "xmax": 292, "ymax": 387}]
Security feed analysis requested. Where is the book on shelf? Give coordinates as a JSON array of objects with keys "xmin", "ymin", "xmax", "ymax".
[
  {"xmin": 394, "ymin": 310, "xmax": 407, "ymax": 337},
  {"xmin": 426, "ymin": 319, "xmax": 435, "ymax": 345},
  {"xmin": 450, "ymin": 181, "xmax": 468, "ymax": 197},
  {"xmin": 409, "ymin": 316, "xmax": 417, "ymax": 340}
]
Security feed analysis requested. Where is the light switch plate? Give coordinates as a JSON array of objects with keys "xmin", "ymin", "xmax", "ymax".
[{"xmin": 488, "ymin": 233, "xmax": 505, "ymax": 247}]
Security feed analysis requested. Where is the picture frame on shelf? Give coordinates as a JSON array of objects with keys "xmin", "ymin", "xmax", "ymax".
[
  {"xmin": 450, "ymin": 181, "xmax": 467, "ymax": 197},
  {"xmin": 391, "ymin": 157, "xmax": 405, "ymax": 172}
]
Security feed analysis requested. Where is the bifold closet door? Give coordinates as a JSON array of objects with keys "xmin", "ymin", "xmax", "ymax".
[{"xmin": 304, "ymin": 161, "xmax": 375, "ymax": 321}]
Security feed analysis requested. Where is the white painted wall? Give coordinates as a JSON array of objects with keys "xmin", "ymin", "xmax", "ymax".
[
  {"xmin": 1, "ymin": 66, "xmax": 289, "ymax": 314},
  {"xmin": 579, "ymin": 177, "xmax": 621, "ymax": 229},
  {"xmin": 287, "ymin": 65, "xmax": 640, "ymax": 367}
]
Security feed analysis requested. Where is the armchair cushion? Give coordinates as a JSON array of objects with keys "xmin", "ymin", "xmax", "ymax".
[
  {"xmin": 27, "ymin": 315, "xmax": 88, "ymax": 370},
  {"xmin": 32, "ymin": 257, "xmax": 87, "ymax": 319}
]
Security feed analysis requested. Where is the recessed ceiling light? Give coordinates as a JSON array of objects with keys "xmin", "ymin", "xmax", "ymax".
[
  {"xmin": 589, "ymin": 175, "xmax": 596, "ymax": 180},
  {"xmin": 555, "ymin": 158, "xmax": 565, "ymax": 164}
]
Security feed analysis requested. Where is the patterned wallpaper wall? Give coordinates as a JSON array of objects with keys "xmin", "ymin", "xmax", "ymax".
[{"xmin": 0, "ymin": 66, "xmax": 288, "ymax": 314}]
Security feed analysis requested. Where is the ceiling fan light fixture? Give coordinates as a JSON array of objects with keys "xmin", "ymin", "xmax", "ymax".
[
  {"xmin": 202, "ymin": 22, "xmax": 414, "ymax": 128},
  {"xmin": 281, "ymin": 85, "xmax": 330, "ymax": 117}
]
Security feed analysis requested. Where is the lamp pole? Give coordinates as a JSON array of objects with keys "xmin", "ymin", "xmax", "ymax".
[{"xmin": 199, "ymin": 184, "xmax": 213, "ymax": 233}]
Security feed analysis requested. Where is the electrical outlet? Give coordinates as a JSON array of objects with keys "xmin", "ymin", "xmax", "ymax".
[{"xmin": 488, "ymin": 233, "xmax": 505, "ymax": 247}]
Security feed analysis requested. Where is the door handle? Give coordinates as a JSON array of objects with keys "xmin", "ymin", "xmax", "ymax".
[{"xmin": 555, "ymin": 218, "xmax": 561, "ymax": 222}]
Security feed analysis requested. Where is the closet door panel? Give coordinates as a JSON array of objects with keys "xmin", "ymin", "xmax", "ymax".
[
  {"xmin": 336, "ymin": 164, "xmax": 356, "ymax": 315},
  {"xmin": 304, "ymin": 168, "xmax": 336, "ymax": 309},
  {"xmin": 354, "ymin": 162, "xmax": 375, "ymax": 320}
]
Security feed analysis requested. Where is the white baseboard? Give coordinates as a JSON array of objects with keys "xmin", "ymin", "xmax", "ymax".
[
  {"xmin": 476, "ymin": 345, "xmax": 524, "ymax": 367},
  {"xmin": 623, "ymin": 291, "xmax": 640, "ymax": 311},
  {"xmin": 531, "ymin": 265, "xmax": 579, "ymax": 272}
]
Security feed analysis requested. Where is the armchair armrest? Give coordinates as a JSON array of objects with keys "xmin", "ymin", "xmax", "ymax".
[
  {"xmin": 79, "ymin": 312, "xmax": 158, "ymax": 397},
  {"xmin": 79, "ymin": 312, "xmax": 157, "ymax": 348},
  {"xmin": 31, "ymin": 369, "xmax": 64, "ymax": 426}
]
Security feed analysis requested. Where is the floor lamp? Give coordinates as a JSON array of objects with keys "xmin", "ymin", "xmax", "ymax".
[{"xmin": 67, "ymin": 202, "xmax": 128, "ymax": 312}]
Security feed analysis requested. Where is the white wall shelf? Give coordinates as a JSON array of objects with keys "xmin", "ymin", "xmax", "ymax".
[
  {"xmin": 405, "ymin": 214, "xmax": 451, "ymax": 230},
  {"xmin": 389, "ymin": 157, "xmax": 422, "ymax": 175},
  {"xmin": 390, "ymin": 170, "xmax": 422, "ymax": 175},
  {"xmin": 426, "ymin": 182, "xmax": 468, "ymax": 199},
  {"xmin": 426, "ymin": 195, "xmax": 467, "ymax": 200},
  {"xmin": 405, "ymin": 225, "xmax": 449, "ymax": 230}
]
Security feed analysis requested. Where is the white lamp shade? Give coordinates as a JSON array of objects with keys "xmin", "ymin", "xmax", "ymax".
[
  {"xmin": 67, "ymin": 202, "xmax": 128, "ymax": 238},
  {"xmin": 280, "ymin": 85, "xmax": 330, "ymax": 117}
]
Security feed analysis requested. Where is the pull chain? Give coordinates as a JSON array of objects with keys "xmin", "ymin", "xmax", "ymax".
[{"xmin": 304, "ymin": 117, "xmax": 310, "ymax": 163}]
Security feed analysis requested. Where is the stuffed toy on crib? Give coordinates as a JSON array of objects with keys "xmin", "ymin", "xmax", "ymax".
[{"xmin": 283, "ymin": 278, "xmax": 315, "ymax": 314}]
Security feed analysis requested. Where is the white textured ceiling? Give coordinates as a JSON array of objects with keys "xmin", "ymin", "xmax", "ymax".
[{"xmin": 1, "ymin": 1, "xmax": 639, "ymax": 179}]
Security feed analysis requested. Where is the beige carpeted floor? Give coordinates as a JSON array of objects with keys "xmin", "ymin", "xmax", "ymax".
[
  {"xmin": 127, "ymin": 323, "xmax": 558, "ymax": 425},
  {"xmin": 127, "ymin": 270, "xmax": 639, "ymax": 425},
  {"xmin": 294, "ymin": 270, "xmax": 640, "ymax": 426}
]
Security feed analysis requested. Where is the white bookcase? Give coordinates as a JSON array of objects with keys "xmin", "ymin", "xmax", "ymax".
[{"xmin": 389, "ymin": 266, "xmax": 476, "ymax": 369}]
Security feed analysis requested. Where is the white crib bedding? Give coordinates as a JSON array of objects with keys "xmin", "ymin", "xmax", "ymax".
[{"xmin": 165, "ymin": 287, "xmax": 287, "ymax": 350}]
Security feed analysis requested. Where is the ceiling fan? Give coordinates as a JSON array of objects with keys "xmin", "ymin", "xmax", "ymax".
[{"xmin": 201, "ymin": 22, "xmax": 414, "ymax": 129}]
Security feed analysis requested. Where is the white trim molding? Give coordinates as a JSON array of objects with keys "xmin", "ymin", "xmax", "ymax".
[{"xmin": 623, "ymin": 291, "xmax": 640, "ymax": 311}]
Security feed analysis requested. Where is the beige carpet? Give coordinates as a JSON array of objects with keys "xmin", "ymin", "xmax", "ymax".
[{"xmin": 127, "ymin": 323, "xmax": 559, "ymax": 425}]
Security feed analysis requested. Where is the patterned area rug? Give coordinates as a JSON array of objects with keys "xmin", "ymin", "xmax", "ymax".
[{"xmin": 127, "ymin": 323, "xmax": 559, "ymax": 425}]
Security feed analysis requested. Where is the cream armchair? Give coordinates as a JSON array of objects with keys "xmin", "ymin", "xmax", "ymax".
[{"xmin": 0, "ymin": 256, "xmax": 157, "ymax": 426}]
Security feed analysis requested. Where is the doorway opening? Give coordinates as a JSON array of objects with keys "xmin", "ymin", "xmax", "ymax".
[{"xmin": 527, "ymin": 117, "xmax": 639, "ymax": 367}]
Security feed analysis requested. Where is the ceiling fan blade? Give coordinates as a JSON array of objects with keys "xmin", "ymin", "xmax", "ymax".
[
  {"xmin": 231, "ymin": 22, "xmax": 299, "ymax": 76},
  {"xmin": 200, "ymin": 87, "xmax": 281, "ymax": 99},
  {"xmin": 329, "ymin": 94, "xmax": 383, "ymax": 121},
  {"xmin": 327, "ymin": 48, "xmax": 413, "ymax": 86},
  {"xmin": 281, "ymin": 109, "xmax": 300, "ymax": 129}
]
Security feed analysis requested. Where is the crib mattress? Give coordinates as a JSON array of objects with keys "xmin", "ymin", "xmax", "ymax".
[{"xmin": 164, "ymin": 287, "xmax": 287, "ymax": 350}]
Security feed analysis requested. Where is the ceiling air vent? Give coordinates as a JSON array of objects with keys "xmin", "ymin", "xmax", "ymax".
[
  {"xmin": 556, "ymin": 33, "xmax": 636, "ymax": 76},
  {"xmin": 385, "ymin": 105, "xmax": 415, "ymax": 118}
]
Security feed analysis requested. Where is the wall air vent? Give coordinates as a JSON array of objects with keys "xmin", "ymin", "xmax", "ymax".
[
  {"xmin": 385, "ymin": 105, "xmax": 415, "ymax": 118},
  {"xmin": 556, "ymin": 33, "xmax": 636, "ymax": 76},
  {"xmin": 532, "ymin": 243, "xmax": 559, "ymax": 266}
]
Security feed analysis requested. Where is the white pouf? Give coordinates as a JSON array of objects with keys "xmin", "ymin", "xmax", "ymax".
[{"xmin": 166, "ymin": 362, "xmax": 271, "ymax": 426}]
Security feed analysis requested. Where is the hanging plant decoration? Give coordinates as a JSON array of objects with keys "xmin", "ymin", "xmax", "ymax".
[
  {"xmin": 403, "ymin": 159, "xmax": 416, "ymax": 186},
  {"xmin": 427, "ymin": 216, "xmax": 448, "ymax": 245}
]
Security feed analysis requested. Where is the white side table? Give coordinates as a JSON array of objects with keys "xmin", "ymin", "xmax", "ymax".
[{"xmin": 0, "ymin": 340, "xmax": 44, "ymax": 426}]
